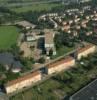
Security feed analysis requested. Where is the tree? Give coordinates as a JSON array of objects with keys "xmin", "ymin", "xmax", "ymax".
[
  {"xmin": 54, "ymin": 32, "xmax": 74, "ymax": 49},
  {"xmin": 39, "ymin": 31, "xmax": 44, "ymax": 35},
  {"xmin": 49, "ymin": 49, "xmax": 53, "ymax": 57},
  {"xmin": 54, "ymin": 34, "xmax": 62, "ymax": 49},
  {"xmin": 11, "ymin": 44, "xmax": 20, "ymax": 57},
  {"xmin": 0, "ymin": 64, "xmax": 5, "ymax": 72},
  {"xmin": 38, "ymin": 57, "xmax": 45, "ymax": 64}
]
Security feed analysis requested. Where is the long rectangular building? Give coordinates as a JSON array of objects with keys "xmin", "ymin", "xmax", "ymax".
[
  {"xmin": 5, "ymin": 71, "xmax": 41, "ymax": 94},
  {"xmin": 77, "ymin": 44, "xmax": 96, "ymax": 60},
  {"xmin": 46, "ymin": 56, "xmax": 75, "ymax": 75},
  {"xmin": 44, "ymin": 31, "xmax": 56, "ymax": 55}
]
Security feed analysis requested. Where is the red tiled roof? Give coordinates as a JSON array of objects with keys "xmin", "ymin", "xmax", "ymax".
[
  {"xmin": 47, "ymin": 56, "xmax": 74, "ymax": 69},
  {"xmin": 77, "ymin": 44, "xmax": 95, "ymax": 54},
  {"xmin": 5, "ymin": 71, "xmax": 41, "ymax": 87}
]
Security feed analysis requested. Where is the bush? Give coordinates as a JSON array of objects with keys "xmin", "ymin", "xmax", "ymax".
[{"xmin": 38, "ymin": 57, "xmax": 45, "ymax": 64}]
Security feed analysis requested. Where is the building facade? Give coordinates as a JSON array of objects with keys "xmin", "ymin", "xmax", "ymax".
[
  {"xmin": 77, "ymin": 44, "xmax": 96, "ymax": 60},
  {"xmin": 46, "ymin": 56, "xmax": 75, "ymax": 75},
  {"xmin": 5, "ymin": 71, "xmax": 41, "ymax": 94}
]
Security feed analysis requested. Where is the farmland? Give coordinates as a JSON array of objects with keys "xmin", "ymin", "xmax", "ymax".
[
  {"xmin": 0, "ymin": 0, "xmax": 62, "ymax": 13},
  {"xmin": 0, "ymin": 26, "xmax": 20, "ymax": 50},
  {"xmin": 11, "ymin": 3, "xmax": 61, "ymax": 13},
  {"xmin": 0, "ymin": 0, "xmax": 61, "ymax": 4}
]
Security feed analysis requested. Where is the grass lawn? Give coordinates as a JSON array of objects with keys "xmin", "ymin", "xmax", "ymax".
[
  {"xmin": 5, "ymin": 72, "xmax": 20, "ymax": 81},
  {"xmin": 52, "ymin": 46, "xmax": 74, "ymax": 59},
  {"xmin": 10, "ymin": 79, "xmax": 61, "ymax": 100},
  {"xmin": 11, "ymin": 3, "xmax": 61, "ymax": 13},
  {"xmin": 0, "ymin": 26, "xmax": 20, "ymax": 50}
]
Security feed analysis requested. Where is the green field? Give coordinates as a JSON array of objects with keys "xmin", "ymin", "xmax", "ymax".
[
  {"xmin": 11, "ymin": 3, "xmax": 61, "ymax": 13},
  {"xmin": 0, "ymin": 0, "xmax": 51, "ymax": 3},
  {"xmin": 0, "ymin": 26, "xmax": 20, "ymax": 50},
  {"xmin": 52, "ymin": 46, "xmax": 74, "ymax": 59}
]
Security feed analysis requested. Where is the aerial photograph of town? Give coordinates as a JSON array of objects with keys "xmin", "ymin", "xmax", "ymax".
[{"xmin": 0, "ymin": 0, "xmax": 97, "ymax": 100}]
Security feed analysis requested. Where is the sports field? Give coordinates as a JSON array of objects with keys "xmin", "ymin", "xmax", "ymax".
[{"xmin": 0, "ymin": 26, "xmax": 20, "ymax": 50}]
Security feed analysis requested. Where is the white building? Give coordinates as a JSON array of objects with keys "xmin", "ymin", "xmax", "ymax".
[
  {"xmin": 45, "ymin": 31, "xmax": 56, "ymax": 56},
  {"xmin": 26, "ymin": 35, "xmax": 36, "ymax": 42}
]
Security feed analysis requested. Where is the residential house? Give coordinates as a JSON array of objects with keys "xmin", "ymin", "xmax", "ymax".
[
  {"xmin": 62, "ymin": 21, "xmax": 67, "ymax": 26},
  {"xmin": 81, "ymin": 23, "xmax": 87, "ymax": 28},
  {"xmin": 62, "ymin": 25, "xmax": 70, "ymax": 32},
  {"xmin": 74, "ymin": 18, "xmax": 80, "ymax": 23},
  {"xmin": 81, "ymin": 20, "xmax": 89, "ymax": 25},
  {"xmin": 86, "ymin": 31, "xmax": 93, "ymax": 36},
  {"xmin": 72, "ymin": 31, "xmax": 78, "ymax": 36},
  {"xmin": 85, "ymin": 16, "xmax": 90, "ymax": 20},
  {"xmin": 68, "ymin": 20, "xmax": 73, "ymax": 25}
]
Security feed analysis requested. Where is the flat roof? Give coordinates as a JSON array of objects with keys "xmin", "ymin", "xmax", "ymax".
[
  {"xmin": 5, "ymin": 71, "xmax": 41, "ymax": 87},
  {"xmin": 47, "ymin": 56, "xmax": 74, "ymax": 69},
  {"xmin": 45, "ymin": 32, "xmax": 54, "ymax": 44},
  {"xmin": 70, "ymin": 79, "xmax": 97, "ymax": 100}
]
